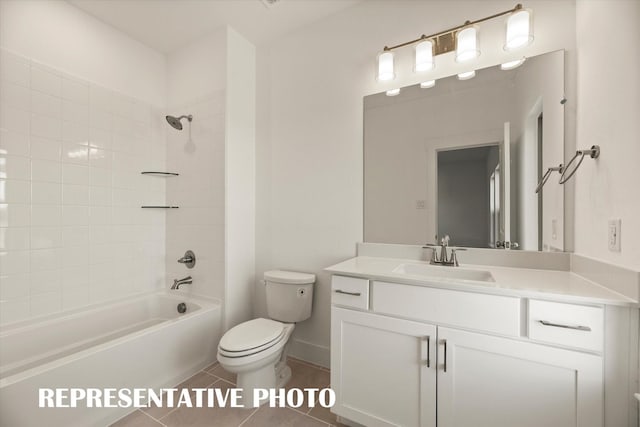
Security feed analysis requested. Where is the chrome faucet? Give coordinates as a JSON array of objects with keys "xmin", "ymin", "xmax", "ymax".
[
  {"xmin": 422, "ymin": 235, "xmax": 465, "ymax": 267},
  {"xmin": 171, "ymin": 276, "xmax": 192, "ymax": 290}
]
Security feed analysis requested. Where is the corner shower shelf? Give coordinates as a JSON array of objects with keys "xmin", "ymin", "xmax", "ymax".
[
  {"xmin": 141, "ymin": 172, "xmax": 179, "ymax": 209},
  {"xmin": 141, "ymin": 171, "xmax": 179, "ymax": 176}
]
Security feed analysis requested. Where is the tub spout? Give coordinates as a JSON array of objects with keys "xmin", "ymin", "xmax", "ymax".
[{"xmin": 171, "ymin": 276, "xmax": 193, "ymax": 290}]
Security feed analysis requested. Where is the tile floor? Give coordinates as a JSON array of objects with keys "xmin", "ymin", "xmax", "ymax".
[{"xmin": 110, "ymin": 358, "xmax": 345, "ymax": 427}]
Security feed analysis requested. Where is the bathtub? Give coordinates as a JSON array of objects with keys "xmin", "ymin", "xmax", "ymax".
[{"xmin": 0, "ymin": 291, "xmax": 221, "ymax": 427}]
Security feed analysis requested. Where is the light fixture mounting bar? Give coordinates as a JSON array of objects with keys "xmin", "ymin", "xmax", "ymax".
[{"xmin": 382, "ymin": 3, "xmax": 523, "ymax": 54}]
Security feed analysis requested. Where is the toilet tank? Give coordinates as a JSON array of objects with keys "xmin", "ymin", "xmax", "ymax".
[{"xmin": 264, "ymin": 270, "xmax": 315, "ymax": 323}]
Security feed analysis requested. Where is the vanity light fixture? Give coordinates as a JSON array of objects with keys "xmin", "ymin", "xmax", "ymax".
[
  {"xmin": 415, "ymin": 40, "xmax": 435, "ymax": 72},
  {"xmin": 420, "ymin": 80, "xmax": 436, "ymax": 88},
  {"xmin": 386, "ymin": 88, "xmax": 401, "ymax": 96},
  {"xmin": 377, "ymin": 51, "xmax": 395, "ymax": 81},
  {"xmin": 376, "ymin": 4, "xmax": 531, "ymax": 82},
  {"xmin": 455, "ymin": 27, "xmax": 480, "ymax": 62},
  {"xmin": 500, "ymin": 57, "xmax": 526, "ymax": 70},
  {"xmin": 457, "ymin": 70, "xmax": 476, "ymax": 80},
  {"xmin": 505, "ymin": 9, "xmax": 533, "ymax": 50}
]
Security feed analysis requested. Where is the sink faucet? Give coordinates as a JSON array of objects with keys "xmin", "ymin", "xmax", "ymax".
[
  {"xmin": 171, "ymin": 276, "xmax": 192, "ymax": 290},
  {"xmin": 422, "ymin": 235, "xmax": 465, "ymax": 267}
]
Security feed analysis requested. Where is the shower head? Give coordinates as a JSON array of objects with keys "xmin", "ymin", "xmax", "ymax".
[{"xmin": 165, "ymin": 114, "xmax": 193, "ymax": 130}]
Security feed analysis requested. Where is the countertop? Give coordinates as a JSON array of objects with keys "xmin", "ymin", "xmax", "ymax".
[{"xmin": 325, "ymin": 256, "xmax": 638, "ymax": 306}]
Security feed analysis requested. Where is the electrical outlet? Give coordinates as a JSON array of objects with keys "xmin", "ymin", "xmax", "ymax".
[
  {"xmin": 608, "ymin": 219, "xmax": 621, "ymax": 252},
  {"xmin": 416, "ymin": 200, "xmax": 426, "ymax": 209}
]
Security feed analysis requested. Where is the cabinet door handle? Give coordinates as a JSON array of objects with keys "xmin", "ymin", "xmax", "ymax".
[
  {"xmin": 422, "ymin": 335, "xmax": 431, "ymax": 368},
  {"xmin": 539, "ymin": 320, "xmax": 591, "ymax": 332},
  {"xmin": 334, "ymin": 289, "xmax": 361, "ymax": 296},
  {"xmin": 442, "ymin": 339, "xmax": 447, "ymax": 373}
]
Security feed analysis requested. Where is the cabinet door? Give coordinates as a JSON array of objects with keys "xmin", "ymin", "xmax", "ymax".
[
  {"xmin": 437, "ymin": 327, "xmax": 603, "ymax": 427},
  {"xmin": 331, "ymin": 307, "xmax": 437, "ymax": 427}
]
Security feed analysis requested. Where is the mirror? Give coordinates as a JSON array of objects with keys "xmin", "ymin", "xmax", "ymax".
[{"xmin": 364, "ymin": 50, "xmax": 565, "ymax": 251}]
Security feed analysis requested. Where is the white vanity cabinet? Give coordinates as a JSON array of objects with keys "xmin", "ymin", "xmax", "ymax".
[
  {"xmin": 437, "ymin": 327, "xmax": 602, "ymax": 427},
  {"xmin": 330, "ymin": 275, "xmax": 605, "ymax": 427},
  {"xmin": 331, "ymin": 307, "xmax": 436, "ymax": 427}
]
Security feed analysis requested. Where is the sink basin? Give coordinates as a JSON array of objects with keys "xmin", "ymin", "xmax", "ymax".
[{"xmin": 392, "ymin": 263, "xmax": 495, "ymax": 282}]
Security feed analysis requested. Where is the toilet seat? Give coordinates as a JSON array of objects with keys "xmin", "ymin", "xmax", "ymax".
[{"xmin": 219, "ymin": 318, "xmax": 286, "ymax": 358}]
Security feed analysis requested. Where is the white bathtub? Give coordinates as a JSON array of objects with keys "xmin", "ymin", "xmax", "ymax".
[{"xmin": 0, "ymin": 291, "xmax": 221, "ymax": 427}]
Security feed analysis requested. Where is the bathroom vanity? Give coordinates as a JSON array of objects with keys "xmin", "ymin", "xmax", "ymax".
[{"xmin": 326, "ymin": 255, "xmax": 639, "ymax": 427}]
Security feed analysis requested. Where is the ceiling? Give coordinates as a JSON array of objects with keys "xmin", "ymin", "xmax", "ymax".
[{"xmin": 68, "ymin": 0, "xmax": 361, "ymax": 53}]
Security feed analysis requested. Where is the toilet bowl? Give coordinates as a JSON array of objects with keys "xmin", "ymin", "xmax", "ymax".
[
  {"xmin": 217, "ymin": 270, "xmax": 315, "ymax": 407},
  {"xmin": 218, "ymin": 318, "xmax": 295, "ymax": 404}
]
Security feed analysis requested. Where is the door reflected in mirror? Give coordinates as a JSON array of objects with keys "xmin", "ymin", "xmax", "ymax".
[
  {"xmin": 437, "ymin": 145, "xmax": 501, "ymax": 248},
  {"xmin": 364, "ymin": 50, "xmax": 564, "ymax": 251}
]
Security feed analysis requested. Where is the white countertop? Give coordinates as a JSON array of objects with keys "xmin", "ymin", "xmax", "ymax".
[{"xmin": 325, "ymin": 256, "xmax": 637, "ymax": 306}]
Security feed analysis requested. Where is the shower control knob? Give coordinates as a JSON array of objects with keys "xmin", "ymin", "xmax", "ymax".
[{"xmin": 177, "ymin": 250, "xmax": 196, "ymax": 269}]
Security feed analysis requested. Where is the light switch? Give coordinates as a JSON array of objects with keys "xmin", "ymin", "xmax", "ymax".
[{"xmin": 608, "ymin": 219, "xmax": 621, "ymax": 252}]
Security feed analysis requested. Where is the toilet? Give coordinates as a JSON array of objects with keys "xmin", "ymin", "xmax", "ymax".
[{"xmin": 217, "ymin": 270, "xmax": 315, "ymax": 406}]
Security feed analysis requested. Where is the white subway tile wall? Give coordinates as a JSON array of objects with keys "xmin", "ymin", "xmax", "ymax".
[
  {"xmin": 165, "ymin": 92, "xmax": 225, "ymax": 301},
  {"xmin": 0, "ymin": 49, "xmax": 167, "ymax": 324}
]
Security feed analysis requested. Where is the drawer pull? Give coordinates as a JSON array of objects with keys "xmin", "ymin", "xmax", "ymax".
[
  {"xmin": 539, "ymin": 320, "xmax": 591, "ymax": 332},
  {"xmin": 334, "ymin": 289, "xmax": 361, "ymax": 296}
]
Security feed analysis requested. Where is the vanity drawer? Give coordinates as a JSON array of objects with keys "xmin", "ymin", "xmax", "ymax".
[
  {"xmin": 331, "ymin": 276, "xmax": 369, "ymax": 310},
  {"xmin": 372, "ymin": 281, "xmax": 521, "ymax": 336},
  {"xmin": 528, "ymin": 300, "xmax": 603, "ymax": 352}
]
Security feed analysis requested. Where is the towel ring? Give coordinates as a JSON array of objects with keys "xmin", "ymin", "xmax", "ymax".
[
  {"xmin": 535, "ymin": 164, "xmax": 564, "ymax": 193},
  {"xmin": 559, "ymin": 145, "xmax": 600, "ymax": 185}
]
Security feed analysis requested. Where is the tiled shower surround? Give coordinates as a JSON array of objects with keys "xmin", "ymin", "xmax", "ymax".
[
  {"xmin": 0, "ymin": 49, "xmax": 166, "ymax": 324},
  {"xmin": 165, "ymin": 92, "xmax": 225, "ymax": 302}
]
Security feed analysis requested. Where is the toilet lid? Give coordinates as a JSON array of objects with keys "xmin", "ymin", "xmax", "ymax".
[{"xmin": 219, "ymin": 318, "xmax": 285, "ymax": 352}]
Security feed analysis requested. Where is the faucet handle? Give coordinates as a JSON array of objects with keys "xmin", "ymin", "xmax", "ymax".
[
  {"xmin": 422, "ymin": 244, "xmax": 440, "ymax": 263},
  {"xmin": 450, "ymin": 249, "xmax": 459, "ymax": 267},
  {"xmin": 449, "ymin": 248, "xmax": 467, "ymax": 266},
  {"xmin": 177, "ymin": 250, "xmax": 196, "ymax": 268}
]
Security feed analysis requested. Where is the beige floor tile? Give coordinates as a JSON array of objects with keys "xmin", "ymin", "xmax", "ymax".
[
  {"xmin": 285, "ymin": 359, "xmax": 331, "ymax": 410},
  {"xmin": 110, "ymin": 410, "xmax": 163, "ymax": 427},
  {"xmin": 141, "ymin": 375, "xmax": 220, "ymax": 420},
  {"xmin": 241, "ymin": 406, "xmax": 327, "ymax": 427},
  {"xmin": 206, "ymin": 363, "xmax": 237, "ymax": 385},
  {"xmin": 160, "ymin": 381, "xmax": 254, "ymax": 427},
  {"xmin": 308, "ymin": 405, "xmax": 338, "ymax": 425},
  {"xmin": 204, "ymin": 362, "xmax": 219, "ymax": 371},
  {"xmin": 136, "ymin": 357, "xmax": 334, "ymax": 426},
  {"xmin": 177, "ymin": 371, "xmax": 219, "ymax": 389},
  {"xmin": 288, "ymin": 357, "xmax": 330, "ymax": 372}
]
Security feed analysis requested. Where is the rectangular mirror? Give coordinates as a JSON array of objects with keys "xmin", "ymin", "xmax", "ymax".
[{"xmin": 364, "ymin": 50, "xmax": 565, "ymax": 251}]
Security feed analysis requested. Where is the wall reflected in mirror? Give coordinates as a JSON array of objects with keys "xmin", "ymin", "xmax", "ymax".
[{"xmin": 364, "ymin": 50, "xmax": 565, "ymax": 251}]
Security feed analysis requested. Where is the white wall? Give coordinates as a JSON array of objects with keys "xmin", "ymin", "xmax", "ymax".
[
  {"xmin": 224, "ymin": 28, "xmax": 256, "ymax": 330},
  {"xmin": 573, "ymin": 0, "xmax": 640, "ymax": 271},
  {"xmin": 0, "ymin": 0, "xmax": 166, "ymax": 107},
  {"xmin": 256, "ymin": 0, "xmax": 577, "ymax": 366}
]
